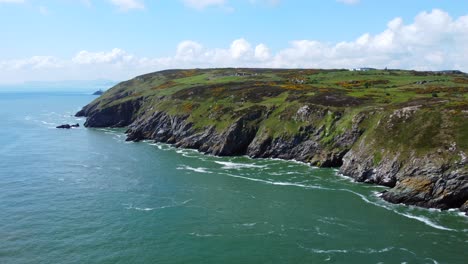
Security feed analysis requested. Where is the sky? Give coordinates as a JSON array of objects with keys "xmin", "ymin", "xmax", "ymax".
[{"xmin": 1, "ymin": 0, "xmax": 468, "ymax": 84}]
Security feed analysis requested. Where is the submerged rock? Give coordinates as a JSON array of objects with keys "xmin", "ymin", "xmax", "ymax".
[{"xmin": 56, "ymin": 123, "xmax": 79, "ymax": 129}]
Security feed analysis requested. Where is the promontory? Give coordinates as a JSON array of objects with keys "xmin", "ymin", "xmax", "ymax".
[{"xmin": 76, "ymin": 68, "xmax": 468, "ymax": 213}]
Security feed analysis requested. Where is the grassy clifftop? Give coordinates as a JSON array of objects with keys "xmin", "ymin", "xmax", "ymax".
[
  {"xmin": 78, "ymin": 68, "xmax": 468, "ymax": 212},
  {"xmin": 87, "ymin": 68, "xmax": 467, "ymax": 133}
]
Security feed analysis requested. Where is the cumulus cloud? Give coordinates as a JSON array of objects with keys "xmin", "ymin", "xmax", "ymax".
[
  {"xmin": 229, "ymin": 38, "xmax": 252, "ymax": 59},
  {"xmin": 0, "ymin": 56, "xmax": 62, "ymax": 71},
  {"xmin": 73, "ymin": 48, "xmax": 134, "ymax": 64},
  {"xmin": 1, "ymin": 9, "xmax": 468, "ymax": 83},
  {"xmin": 109, "ymin": 0, "xmax": 144, "ymax": 11},
  {"xmin": 254, "ymin": 44, "xmax": 270, "ymax": 61},
  {"xmin": 175, "ymin": 41, "xmax": 204, "ymax": 61}
]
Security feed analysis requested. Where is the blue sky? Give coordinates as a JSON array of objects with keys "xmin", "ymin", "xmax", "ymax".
[{"xmin": 1, "ymin": 0, "xmax": 468, "ymax": 83}]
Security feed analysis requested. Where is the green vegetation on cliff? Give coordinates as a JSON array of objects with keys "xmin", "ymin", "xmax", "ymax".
[
  {"xmin": 87, "ymin": 68, "xmax": 467, "ymax": 151},
  {"xmin": 77, "ymin": 68, "xmax": 468, "ymax": 212}
]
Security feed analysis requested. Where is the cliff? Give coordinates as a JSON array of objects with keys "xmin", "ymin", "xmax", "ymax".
[{"xmin": 76, "ymin": 68, "xmax": 468, "ymax": 213}]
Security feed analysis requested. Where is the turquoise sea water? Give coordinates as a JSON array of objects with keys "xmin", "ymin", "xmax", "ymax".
[{"xmin": 0, "ymin": 92, "xmax": 466, "ymax": 264}]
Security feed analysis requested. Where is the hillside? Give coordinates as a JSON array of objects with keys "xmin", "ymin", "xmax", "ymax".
[{"xmin": 76, "ymin": 68, "xmax": 468, "ymax": 213}]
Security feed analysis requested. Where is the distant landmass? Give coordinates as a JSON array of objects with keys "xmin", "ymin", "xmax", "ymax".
[
  {"xmin": 0, "ymin": 79, "xmax": 117, "ymax": 93},
  {"xmin": 93, "ymin": 89, "xmax": 104, "ymax": 95},
  {"xmin": 76, "ymin": 68, "xmax": 468, "ymax": 214}
]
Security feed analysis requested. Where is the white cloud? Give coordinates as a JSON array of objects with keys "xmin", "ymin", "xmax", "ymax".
[
  {"xmin": 109, "ymin": 0, "xmax": 144, "ymax": 11},
  {"xmin": 72, "ymin": 48, "xmax": 134, "ymax": 64},
  {"xmin": 336, "ymin": 0, "xmax": 360, "ymax": 5},
  {"xmin": 2, "ymin": 9, "xmax": 468, "ymax": 83},
  {"xmin": 175, "ymin": 41, "xmax": 204, "ymax": 61},
  {"xmin": 0, "ymin": 56, "xmax": 62, "ymax": 70},
  {"xmin": 254, "ymin": 44, "xmax": 270, "ymax": 60},
  {"xmin": 182, "ymin": 0, "xmax": 226, "ymax": 10},
  {"xmin": 230, "ymin": 38, "xmax": 252, "ymax": 59}
]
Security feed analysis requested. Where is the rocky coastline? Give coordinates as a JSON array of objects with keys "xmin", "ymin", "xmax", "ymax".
[{"xmin": 76, "ymin": 68, "xmax": 468, "ymax": 214}]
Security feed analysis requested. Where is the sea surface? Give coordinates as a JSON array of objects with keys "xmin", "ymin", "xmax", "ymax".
[{"xmin": 0, "ymin": 92, "xmax": 466, "ymax": 264}]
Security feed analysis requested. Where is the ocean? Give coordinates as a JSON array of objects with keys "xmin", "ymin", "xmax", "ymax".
[{"xmin": 0, "ymin": 92, "xmax": 466, "ymax": 263}]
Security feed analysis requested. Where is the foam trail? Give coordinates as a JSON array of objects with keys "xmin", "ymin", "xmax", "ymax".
[
  {"xmin": 177, "ymin": 166, "xmax": 212, "ymax": 174},
  {"xmin": 41, "ymin": 121, "xmax": 57, "ymax": 126},
  {"xmin": 398, "ymin": 213, "xmax": 454, "ymax": 231},
  {"xmin": 219, "ymin": 170, "xmax": 456, "ymax": 232},
  {"xmin": 221, "ymin": 172, "xmax": 330, "ymax": 191},
  {"xmin": 126, "ymin": 199, "xmax": 192, "ymax": 212},
  {"xmin": 339, "ymin": 189, "xmax": 455, "ymax": 231},
  {"xmin": 215, "ymin": 161, "xmax": 267, "ymax": 169}
]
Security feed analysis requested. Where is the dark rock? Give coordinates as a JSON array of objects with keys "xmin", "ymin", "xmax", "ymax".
[
  {"xmin": 56, "ymin": 123, "xmax": 80, "ymax": 129},
  {"xmin": 78, "ymin": 98, "xmax": 143, "ymax": 128},
  {"xmin": 460, "ymin": 201, "xmax": 468, "ymax": 215},
  {"xmin": 93, "ymin": 90, "xmax": 104, "ymax": 95},
  {"xmin": 56, "ymin": 124, "xmax": 71, "ymax": 129}
]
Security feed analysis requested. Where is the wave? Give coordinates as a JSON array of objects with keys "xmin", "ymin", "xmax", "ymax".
[
  {"xmin": 133, "ymin": 207, "xmax": 155, "ymax": 211},
  {"xmin": 399, "ymin": 213, "xmax": 454, "ymax": 231},
  {"xmin": 218, "ymin": 170, "xmax": 457, "ymax": 232},
  {"xmin": 215, "ymin": 161, "xmax": 267, "ymax": 169},
  {"xmin": 188, "ymin": 232, "xmax": 222, "ymax": 237},
  {"xmin": 40, "ymin": 121, "xmax": 57, "ymax": 126},
  {"xmin": 299, "ymin": 244, "xmax": 417, "ymax": 256},
  {"xmin": 338, "ymin": 189, "xmax": 455, "ymax": 231},
  {"xmin": 125, "ymin": 199, "xmax": 192, "ymax": 212},
  {"xmin": 177, "ymin": 165, "xmax": 212, "ymax": 174},
  {"xmin": 220, "ymin": 172, "xmax": 330, "ymax": 191}
]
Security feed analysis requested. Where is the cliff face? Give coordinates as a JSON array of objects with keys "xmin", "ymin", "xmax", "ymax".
[
  {"xmin": 339, "ymin": 106, "xmax": 468, "ymax": 210},
  {"xmin": 76, "ymin": 68, "xmax": 468, "ymax": 214}
]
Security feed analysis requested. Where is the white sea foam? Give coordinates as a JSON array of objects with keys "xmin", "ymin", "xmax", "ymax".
[
  {"xmin": 219, "ymin": 164, "xmax": 458, "ymax": 232},
  {"xmin": 189, "ymin": 232, "xmax": 222, "ymax": 237},
  {"xmin": 134, "ymin": 207, "xmax": 155, "ymax": 211},
  {"xmin": 221, "ymin": 172, "xmax": 329, "ymax": 191},
  {"xmin": 399, "ymin": 213, "xmax": 454, "ymax": 231},
  {"xmin": 125, "ymin": 199, "xmax": 192, "ymax": 212},
  {"xmin": 301, "ymin": 245, "xmax": 398, "ymax": 255},
  {"xmin": 307, "ymin": 248, "xmax": 349, "ymax": 254},
  {"xmin": 227, "ymin": 169, "xmax": 458, "ymax": 232},
  {"xmin": 41, "ymin": 121, "xmax": 56, "ymax": 126},
  {"xmin": 215, "ymin": 161, "xmax": 267, "ymax": 169},
  {"xmin": 315, "ymin": 227, "xmax": 329, "ymax": 237},
  {"xmin": 334, "ymin": 173, "xmax": 355, "ymax": 182},
  {"xmin": 177, "ymin": 165, "xmax": 212, "ymax": 174},
  {"xmin": 338, "ymin": 189, "xmax": 455, "ymax": 231}
]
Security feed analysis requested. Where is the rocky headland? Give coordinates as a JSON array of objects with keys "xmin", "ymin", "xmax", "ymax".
[{"xmin": 76, "ymin": 68, "xmax": 468, "ymax": 214}]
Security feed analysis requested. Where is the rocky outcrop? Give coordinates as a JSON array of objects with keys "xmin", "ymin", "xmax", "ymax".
[
  {"xmin": 75, "ymin": 71, "xmax": 468, "ymax": 214},
  {"xmin": 56, "ymin": 123, "xmax": 79, "ymax": 129},
  {"xmin": 76, "ymin": 98, "xmax": 142, "ymax": 128},
  {"xmin": 93, "ymin": 90, "xmax": 104, "ymax": 95},
  {"xmin": 339, "ymin": 107, "xmax": 468, "ymax": 212}
]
